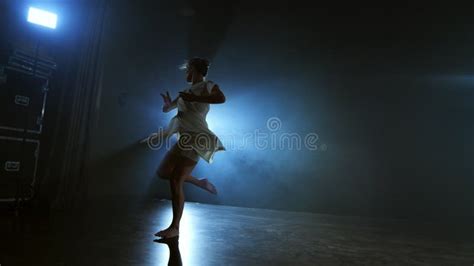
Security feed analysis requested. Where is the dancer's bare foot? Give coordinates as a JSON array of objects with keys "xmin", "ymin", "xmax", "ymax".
[
  {"xmin": 155, "ymin": 226, "xmax": 179, "ymax": 238},
  {"xmin": 201, "ymin": 178, "xmax": 217, "ymax": 194}
]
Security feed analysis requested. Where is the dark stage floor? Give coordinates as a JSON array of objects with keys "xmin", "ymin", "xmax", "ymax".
[{"xmin": 1, "ymin": 199, "xmax": 473, "ymax": 265}]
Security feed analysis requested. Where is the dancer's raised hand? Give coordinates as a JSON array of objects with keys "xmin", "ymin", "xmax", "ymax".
[
  {"xmin": 160, "ymin": 91, "xmax": 171, "ymax": 112},
  {"xmin": 161, "ymin": 91, "xmax": 172, "ymax": 105},
  {"xmin": 161, "ymin": 91, "xmax": 174, "ymax": 112}
]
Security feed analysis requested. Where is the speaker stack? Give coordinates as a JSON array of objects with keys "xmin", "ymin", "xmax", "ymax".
[{"xmin": 0, "ymin": 47, "xmax": 56, "ymax": 205}]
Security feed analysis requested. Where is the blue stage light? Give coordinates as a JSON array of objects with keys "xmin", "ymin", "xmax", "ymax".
[{"xmin": 27, "ymin": 7, "xmax": 57, "ymax": 29}]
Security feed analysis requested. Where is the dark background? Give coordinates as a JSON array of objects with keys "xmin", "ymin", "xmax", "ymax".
[{"xmin": 2, "ymin": 0, "xmax": 474, "ymax": 220}]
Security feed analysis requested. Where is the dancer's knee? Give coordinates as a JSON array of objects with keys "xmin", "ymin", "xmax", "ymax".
[
  {"xmin": 170, "ymin": 176, "xmax": 182, "ymax": 185},
  {"xmin": 170, "ymin": 173, "xmax": 186, "ymax": 186},
  {"xmin": 156, "ymin": 168, "xmax": 171, "ymax": 180}
]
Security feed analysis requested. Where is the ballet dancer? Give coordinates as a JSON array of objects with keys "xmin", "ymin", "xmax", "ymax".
[{"xmin": 154, "ymin": 57, "xmax": 226, "ymax": 238}]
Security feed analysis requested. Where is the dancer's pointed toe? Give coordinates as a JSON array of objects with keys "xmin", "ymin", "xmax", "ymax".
[{"xmin": 202, "ymin": 178, "xmax": 218, "ymax": 195}]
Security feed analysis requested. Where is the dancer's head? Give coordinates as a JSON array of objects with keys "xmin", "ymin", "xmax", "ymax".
[{"xmin": 181, "ymin": 57, "xmax": 210, "ymax": 83}]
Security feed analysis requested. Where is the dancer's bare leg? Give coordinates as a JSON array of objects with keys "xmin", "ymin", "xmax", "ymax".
[
  {"xmin": 184, "ymin": 175, "xmax": 217, "ymax": 194},
  {"xmin": 156, "ymin": 156, "xmax": 197, "ymax": 238},
  {"xmin": 157, "ymin": 150, "xmax": 217, "ymax": 194}
]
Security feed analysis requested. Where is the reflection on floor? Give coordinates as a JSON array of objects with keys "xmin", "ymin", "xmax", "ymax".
[{"xmin": 1, "ymin": 199, "xmax": 473, "ymax": 265}]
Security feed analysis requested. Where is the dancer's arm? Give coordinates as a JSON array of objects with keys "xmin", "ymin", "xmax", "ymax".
[
  {"xmin": 179, "ymin": 84, "xmax": 226, "ymax": 104},
  {"xmin": 161, "ymin": 91, "xmax": 178, "ymax": 112}
]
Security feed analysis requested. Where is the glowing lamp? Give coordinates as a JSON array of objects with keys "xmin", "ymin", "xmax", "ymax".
[{"xmin": 27, "ymin": 7, "xmax": 57, "ymax": 29}]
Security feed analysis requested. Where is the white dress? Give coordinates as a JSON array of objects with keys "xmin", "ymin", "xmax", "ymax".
[{"xmin": 164, "ymin": 80, "xmax": 225, "ymax": 163}]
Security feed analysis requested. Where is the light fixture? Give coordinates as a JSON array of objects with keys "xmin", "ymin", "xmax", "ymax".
[{"xmin": 27, "ymin": 7, "xmax": 57, "ymax": 29}]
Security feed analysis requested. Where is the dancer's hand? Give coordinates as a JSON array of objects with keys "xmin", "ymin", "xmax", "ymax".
[
  {"xmin": 161, "ymin": 91, "xmax": 172, "ymax": 104},
  {"xmin": 161, "ymin": 91, "xmax": 172, "ymax": 108},
  {"xmin": 179, "ymin": 91, "xmax": 198, "ymax": 102}
]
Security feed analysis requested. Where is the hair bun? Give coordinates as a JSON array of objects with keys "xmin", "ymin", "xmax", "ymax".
[
  {"xmin": 183, "ymin": 57, "xmax": 211, "ymax": 76},
  {"xmin": 189, "ymin": 57, "xmax": 209, "ymax": 65}
]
